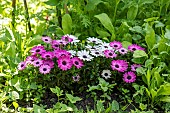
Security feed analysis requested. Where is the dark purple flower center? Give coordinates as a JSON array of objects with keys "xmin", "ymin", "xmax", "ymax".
[
  {"xmin": 95, "ymin": 52, "xmax": 99, "ymax": 54},
  {"xmin": 104, "ymin": 46, "xmax": 108, "ymax": 48},
  {"xmin": 109, "ymin": 53, "xmax": 113, "ymax": 56},
  {"xmin": 43, "ymin": 68, "xmax": 47, "ymax": 71},
  {"xmin": 73, "ymin": 76, "xmax": 77, "ymax": 80},
  {"xmin": 64, "ymin": 37, "xmax": 69, "ymax": 41},
  {"xmin": 46, "ymin": 55, "xmax": 50, "ymax": 58},
  {"xmin": 36, "ymin": 49, "xmax": 40, "ymax": 52},
  {"xmin": 21, "ymin": 64, "xmax": 24, "ymax": 67},
  {"xmin": 121, "ymin": 49, "xmax": 125, "ymax": 52},
  {"xmin": 75, "ymin": 61, "xmax": 79, "ymax": 65},
  {"xmin": 62, "ymin": 61, "xmax": 67, "ymax": 65},
  {"xmin": 36, "ymin": 62, "xmax": 39, "ymax": 64},
  {"xmin": 104, "ymin": 73, "xmax": 108, "ymax": 76},
  {"xmin": 83, "ymin": 55, "xmax": 87, "ymax": 58},
  {"xmin": 132, "ymin": 48, "xmax": 136, "ymax": 51},
  {"xmin": 54, "ymin": 44, "xmax": 59, "ymax": 47},
  {"xmin": 114, "ymin": 45, "xmax": 118, "ymax": 47},
  {"xmin": 92, "ymin": 40, "xmax": 96, "ymax": 43},
  {"xmin": 127, "ymin": 75, "xmax": 132, "ymax": 80},
  {"xmin": 45, "ymin": 39, "xmax": 48, "ymax": 41},
  {"xmin": 115, "ymin": 64, "xmax": 119, "ymax": 68}
]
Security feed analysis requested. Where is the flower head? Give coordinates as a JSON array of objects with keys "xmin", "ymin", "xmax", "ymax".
[
  {"xmin": 87, "ymin": 37, "xmax": 102, "ymax": 44},
  {"xmin": 123, "ymin": 71, "xmax": 136, "ymax": 83},
  {"xmin": 69, "ymin": 35, "xmax": 80, "ymax": 44},
  {"xmin": 30, "ymin": 45, "xmax": 45, "ymax": 55},
  {"xmin": 100, "ymin": 42, "xmax": 112, "ymax": 51},
  {"xmin": 90, "ymin": 49, "xmax": 103, "ymax": 57},
  {"xmin": 51, "ymin": 40, "xmax": 60, "ymax": 50},
  {"xmin": 54, "ymin": 50, "xmax": 71, "ymax": 58},
  {"xmin": 72, "ymin": 57, "xmax": 84, "ymax": 69},
  {"xmin": 25, "ymin": 55, "xmax": 38, "ymax": 65},
  {"xmin": 131, "ymin": 64, "xmax": 141, "ymax": 72},
  {"xmin": 57, "ymin": 56, "xmax": 73, "ymax": 71},
  {"xmin": 72, "ymin": 75, "xmax": 80, "ymax": 82},
  {"xmin": 39, "ymin": 65, "xmax": 51, "ymax": 74},
  {"xmin": 104, "ymin": 50, "xmax": 117, "ymax": 58},
  {"xmin": 110, "ymin": 41, "xmax": 122, "ymax": 50},
  {"xmin": 128, "ymin": 44, "xmax": 145, "ymax": 52},
  {"xmin": 41, "ymin": 51, "xmax": 54, "ymax": 59},
  {"xmin": 18, "ymin": 61, "xmax": 26, "ymax": 70},
  {"xmin": 61, "ymin": 35, "xmax": 73, "ymax": 43},
  {"xmin": 118, "ymin": 48, "xmax": 128, "ymax": 55},
  {"xmin": 33, "ymin": 59, "xmax": 43, "ymax": 67},
  {"xmin": 42, "ymin": 36, "xmax": 52, "ymax": 44},
  {"xmin": 43, "ymin": 60, "xmax": 55, "ymax": 68},
  {"xmin": 111, "ymin": 60, "xmax": 128, "ymax": 72},
  {"xmin": 101, "ymin": 70, "xmax": 111, "ymax": 79},
  {"xmin": 77, "ymin": 50, "xmax": 94, "ymax": 61}
]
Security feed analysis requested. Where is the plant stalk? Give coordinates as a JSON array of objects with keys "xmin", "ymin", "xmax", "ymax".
[{"xmin": 23, "ymin": 0, "xmax": 31, "ymax": 31}]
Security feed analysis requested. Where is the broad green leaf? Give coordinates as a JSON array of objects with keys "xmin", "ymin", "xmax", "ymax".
[
  {"xmin": 146, "ymin": 70, "xmax": 151, "ymax": 87},
  {"xmin": 96, "ymin": 27, "xmax": 111, "ymax": 38},
  {"xmin": 133, "ymin": 50, "xmax": 148, "ymax": 58},
  {"xmin": 157, "ymin": 84, "xmax": 170, "ymax": 96},
  {"xmin": 158, "ymin": 38, "xmax": 168, "ymax": 54},
  {"xmin": 66, "ymin": 94, "xmax": 82, "ymax": 104},
  {"xmin": 145, "ymin": 88, "xmax": 151, "ymax": 98},
  {"xmin": 44, "ymin": 0, "xmax": 59, "ymax": 6},
  {"xmin": 127, "ymin": 5, "xmax": 138, "ymax": 20},
  {"xmin": 145, "ymin": 23, "xmax": 156, "ymax": 51},
  {"xmin": 139, "ymin": 0, "xmax": 154, "ymax": 6},
  {"xmin": 94, "ymin": 13, "xmax": 115, "ymax": 34},
  {"xmin": 5, "ymin": 42, "xmax": 16, "ymax": 58},
  {"xmin": 85, "ymin": 0, "xmax": 103, "ymax": 11},
  {"xmin": 164, "ymin": 29, "xmax": 170, "ymax": 39},
  {"xmin": 122, "ymin": 41, "xmax": 131, "ymax": 49},
  {"xmin": 62, "ymin": 14, "xmax": 72, "ymax": 34},
  {"xmin": 145, "ymin": 59, "xmax": 153, "ymax": 67},
  {"xmin": 155, "ymin": 21, "xmax": 165, "ymax": 28},
  {"xmin": 139, "ymin": 103, "xmax": 147, "ymax": 111},
  {"xmin": 160, "ymin": 96, "xmax": 170, "ymax": 102},
  {"xmin": 136, "ymin": 67, "xmax": 146, "ymax": 75},
  {"xmin": 27, "ymin": 35, "xmax": 42, "ymax": 47},
  {"xmin": 50, "ymin": 86, "xmax": 63, "ymax": 97},
  {"xmin": 33, "ymin": 104, "xmax": 46, "ymax": 113},
  {"xmin": 150, "ymin": 89, "xmax": 157, "ymax": 102},
  {"xmin": 154, "ymin": 72, "xmax": 162, "ymax": 88},
  {"xmin": 88, "ymin": 85, "xmax": 100, "ymax": 91},
  {"xmin": 129, "ymin": 26, "xmax": 144, "ymax": 35},
  {"xmin": 111, "ymin": 100, "xmax": 119, "ymax": 111},
  {"xmin": 9, "ymin": 91, "xmax": 19, "ymax": 100}
]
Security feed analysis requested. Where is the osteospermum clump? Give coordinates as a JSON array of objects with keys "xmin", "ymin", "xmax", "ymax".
[{"xmin": 128, "ymin": 44, "xmax": 145, "ymax": 52}]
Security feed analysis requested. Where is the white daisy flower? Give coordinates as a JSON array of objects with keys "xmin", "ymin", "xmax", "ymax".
[
  {"xmin": 101, "ymin": 70, "xmax": 111, "ymax": 79},
  {"xmin": 68, "ymin": 50, "xmax": 77, "ymax": 57},
  {"xmin": 69, "ymin": 35, "xmax": 80, "ymax": 44},
  {"xmin": 100, "ymin": 42, "xmax": 113, "ymax": 51},
  {"xmin": 87, "ymin": 37, "xmax": 103, "ymax": 44},
  {"xmin": 90, "ymin": 49, "xmax": 104, "ymax": 57},
  {"xmin": 77, "ymin": 50, "xmax": 94, "ymax": 61}
]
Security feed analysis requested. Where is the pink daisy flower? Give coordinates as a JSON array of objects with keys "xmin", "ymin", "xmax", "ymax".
[
  {"xmin": 123, "ymin": 71, "xmax": 136, "ymax": 83},
  {"xmin": 41, "ymin": 51, "xmax": 54, "ymax": 59},
  {"xmin": 72, "ymin": 57, "xmax": 84, "ymax": 69},
  {"xmin": 61, "ymin": 35, "xmax": 73, "ymax": 43},
  {"xmin": 42, "ymin": 36, "xmax": 52, "ymax": 44},
  {"xmin": 57, "ymin": 56, "xmax": 73, "ymax": 71},
  {"xmin": 53, "ymin": 49, "xmax": 71, "ymax": 58},
  {"xmin": 57, "ymin": 40, "xmax": 68, "ymax": 46},
  {"xmin": 110, "ymin": 41, "xmax": 122, "ymax": 50},
  {"xmin": 25, "ymin": 55, "xmax": 38, "ymax": 65},
  {"xmin": 51, "ymin": 40, "xmax": 60, "ymax": 50},
  {"xmin": 111, "ymin": 60, "xmax": 128, "ymax": 72},
  {"xmin": 33, "ymin": 59, "xmax": 43, "ymax": 67},
  {"xmin": 18, "ymin": 61, "xmax": 26, "ymax": 70},
  {"xmin": 131, "ymin": 64, "xmax": 141, "ymax": 72},
  {"xmin": 128, "ymin": 44, "xmax": 145, "ymax": 52},
  {"xmin": 104, "ymin": 50, "xmax": 117, "ymax": 58},
  {"xmin": 39, "ymin": 65, "xmax": 51, "ymax": 74},
  {"xmin": 43, "ymin": 60, "xmax": 55, "ymax": 68},
  {"xmin": 118, "ymin": 48, "xmax": 128, "ymax": 55},
  {"xmin": 30, "ymin": 45, "xmax": 46, "ymax": 55}
]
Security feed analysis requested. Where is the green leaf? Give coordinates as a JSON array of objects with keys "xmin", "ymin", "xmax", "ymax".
[
  {"xmin": 62, "ymin": 14, "xmax": 72, "ymax": 34},
  {"xmin": 145, "ymin": 23, "xmax": 156, "ymax": 51},
  {"xmin": 154, "ymin": 72, "xmax": 162, "ymax": 88},
  {"xmin": 88, "ymin": 85, "xmax": 100, "ymax": 91},
  {"xmin": 146, "ymin": 70, "xmax": 151, "ymax": 87},
  {"xmin": 94, "ymin": 13, "xmax": 115, "ymax": 34},
  {"xmin": 96, "ymin": 27, "xmax": 111, "ymax": 38},
  {"xmin": 127, "ymin": 5, "xmax": 138, "ymax": 20},
  {"xmin": 5, "ymin": 42, "xmax": 16, "ymax": 58},
  {"xmin": 133, "ymin": 50, "xmax": 148, "ymax": 58},
  {"xmin": 50, "ymin": 86, "xmax": 63, "ymax": 97},
  {"xmin": 122, "ymin": 41, "xmax": 131, "ymax": 49},
  {"xmin": 27, "ymin": 35, "xmax": 42, "ymax": 47},
  {"xmin": 157, "ymin": 83, "xmax": 170, "ymax": 96},
  {"xmin": 145, "ymin": 59, "xmax": 153, "ymax": 67},
  {"xmin": 96, "ymin": 100, "xmax": 104, "ymax": 112},
  {"xmin": 139, "ymin": 0, "xmax": 154, "ymax": 5},
  {"xmin": 111, "ymin": 100, "xmax": 119, "ymax": 111},
  {"xmin": 164, "ymin": 29, "xmax": 170, "ymax": 39},
  {"xmin": 129, "ymin": 26, "xmax": 144, "ymax": 35},
  {"xmin": 44, "ymin": 0, "xmax": 59, "ymax": 6},
  {"xmin": 33, "ymin": 104, "xmax": 46, "ymax": 113},
  {"xmin": 66, "ymin": 94, "xmax": 82, "ymax": 104},
  {"xmin": 85, "ymin": 0, "xmax": 103, "ymax": 11},
  {"xmin": 160, "ymin": 96, "xmax": 170, "ymax": 102}
]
